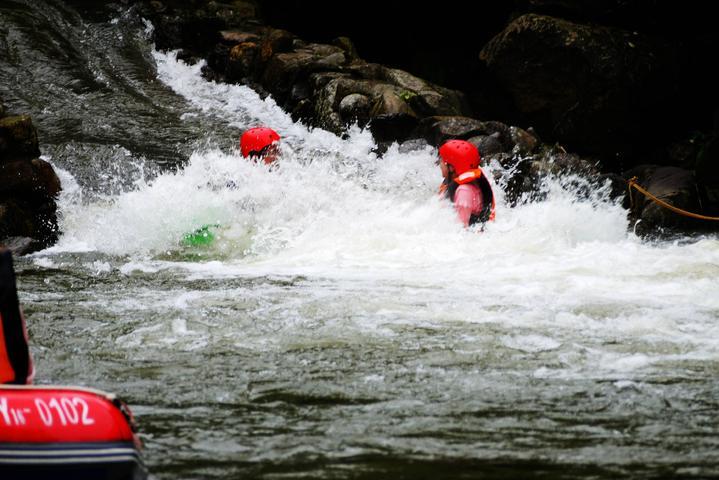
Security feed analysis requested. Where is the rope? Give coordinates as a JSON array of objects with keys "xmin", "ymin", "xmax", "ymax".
[{"xmin": 627, "ymin": 176, "xmax": 719, "ymax": 221}]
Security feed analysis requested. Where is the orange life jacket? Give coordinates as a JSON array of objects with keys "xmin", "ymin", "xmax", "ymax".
[{"xmin": 439, "ymin": 168, "xmax": 496, "ymax": 224}]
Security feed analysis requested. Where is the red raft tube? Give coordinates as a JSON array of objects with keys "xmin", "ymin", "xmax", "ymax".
[
  {"xmin": 0, "ymin": 385, "xmax": 146, "ymax": 480},
  {"xmin": 0, "ymin": 249, "xmax": 146, "ymax": 478}
]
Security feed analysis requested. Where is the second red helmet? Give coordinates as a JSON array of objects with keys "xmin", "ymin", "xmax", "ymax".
[
  {"xmin": 438, "ymin": 140, "xmax": 480, "ymax": 175},
  {"xmin": 240, "ymin": 127, "xmax": 280, "ymax": 158}
]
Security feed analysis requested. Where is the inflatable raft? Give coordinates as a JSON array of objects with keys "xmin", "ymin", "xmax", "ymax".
[{"xmin": 0, "ymin": 385, "xmax": 146, "ymax": 479}]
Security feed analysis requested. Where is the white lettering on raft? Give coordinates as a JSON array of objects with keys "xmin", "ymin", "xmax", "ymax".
[{"xmin": 0, "ymin": 396, "xmax": 97, "ymax": 428}]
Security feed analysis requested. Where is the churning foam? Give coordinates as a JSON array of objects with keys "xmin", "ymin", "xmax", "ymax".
[
  {"xmin": 48, "ymin": 50, "xmax": 638, "ymax": 275},
  {"xmin": 36, "ymin": 48, "xmax": 719, "ymax": 378}
]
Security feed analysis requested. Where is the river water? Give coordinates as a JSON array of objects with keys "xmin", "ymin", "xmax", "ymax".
[{"xmin": 2, "ymin": 2, "xmax": 719, "ymax": 479}]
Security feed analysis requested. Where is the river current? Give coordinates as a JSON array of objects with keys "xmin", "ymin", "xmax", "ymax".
[{"xmin": 2, "ymin": 2, "xmax": 718, "ymax": 478}]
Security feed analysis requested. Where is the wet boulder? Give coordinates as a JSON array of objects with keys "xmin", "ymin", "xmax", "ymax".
[
  {"xmin": 309, "ymin": 73, "xmax": 351, "ymax": 132},
  {"xmin": 467, "ymin": 133, "xmax": 507, "ymax": 157},
  {"xmin": 500, "ymin": 145, "xmax": 600, "ymax": 205},
  {"xmin": 367, "ymin": 87, "xmax": 419, "ymax": 143},
  {"xmin": 379, "ymin": 68, "xmax": 470, "ymax": 118},
  {"xmin": 417, "ymin": 116, "xmax": 514, "ymax": 147},
  {"xmin": 259, "ymin": 28, "xmax": 295, "ymax": 64},
  {"xmin": 624, "ymin": 165, "xmax": 715, "ymax": 236},
  {"xmin": 397, "ymin": 138, "xmax": 431, "ymax": 154},
  {"xmin": 0, "ymin": 110, "xmax": 60, "ymax": 253},
  {"xmin": 0, "ymin": 159, "xmax": 61, "ymax": 199},
  {"xmin": 225, "ymin": 41, "xmax": 260, "ymax": 82},
  {"xmin": 0, "ymin": 116, "xmax": 41, "ymax": 160},
  {"xmin": 261, "ymin": 43, "xmax": 347, "ymax": 104},
  {"xmin": 480, "ymin": 14, "xmax": 678, "ymax": 170},
  {"xmin": 510, "ymin": 126, "xmax": 540, "ymax": 155},
  {"xmin": 305, "ymin": 67, "xmax": 468, "ymax": 142},
  {"xmin": 219, "ymin": 30, "xmax": 261, "ymax": 45},
  {"xmin": 338, "ymin": 93, "xmax": 371, "ymax": 127},
  {"xmin": 310, "ymin": 73, "xmax": 419, "ymax": 140},
  {"xmin": 332, "ymin": 36, "xmax": 361, "ymax": 63}
]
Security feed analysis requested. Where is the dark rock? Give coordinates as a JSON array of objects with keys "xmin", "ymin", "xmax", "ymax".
[
  {"xmin": 333, "ymin": 36, "xmax": 360, "ymax": 62},
  {"xmin": 398, "ymin": 138, "xmax": 430, "ymax": 154},
  {"xmin": 30, "ymin": 159, "xmax": 62, "ymax": 199},
  {"xmin": 309, "ymin": 70, "xmax": 431, "ymax": 138},
  {"xmin": 532, "ymin": 149, "xmax": 600, "ymax": 177},
  {"xmin": 290, "ymin": 82, "xmax": 311, "ymax": 103},
  {"xmin": 259, "ymin": 28, "xmax": 295, "ymax": 64},
  {"xmin": 369, "ymin": 114, "xmax": 419, "ymax": 144},
  {"xmin": 626, "ymin": 166, "xmax": 707, "ymax": 236},
  {"xmin": 307, "ymin": 72, "xmax": 358, "ymax": 133},
  {"xmin": 0, "ymin": 109, "xmax": 60, "ymax": 253},
  {"xmin": 0, "ymin": 99, "xmax": 5, "ymax": 118},
  {"xmin": 261, "ymin": 43, "xmax": 345, "ymax": 103},
  {"xmin": 0, "ymin": 198, "xmax": 58, "ymax": 250},
  {"xmin": 510, "ymin": 126, "xmax": 540, "ymax": 155},
  {"xmin": 500, "ymin": 146, "xmax": 601, "ymax": 205},
  {"xmin": 480, "ymin": 14, "xmax": 679, "ymax": 170},
  {"xmin": 226, "ymin": 42, "xmax": 260, "ymax": 82},
  {"xmin": 417, "ymin": 116, "xmax": 513, "ymax": 146},
  {"xmin": 622, "ymin": 165, "xmax": 719, "ymax": 235},
  {"xmin": 369, "ymin": 89, "xmax": 416, "ymax": 118},
  {"xmin": 311, "ymin": 75, "xmax": 346, "ymax": 133},
  {"xmin": 0, "ymin": 116, "xmax": 41, "ymax": 161},
  {"xmin": 367, "ymin": 88, "xmax": 418, "ymax": 143},
  {"xmin": 175, "ymin": 49, "xmax": 198, "ymax": 64},
  {"xmin": 0, "ymin": 159, "xmax": 61, "ymax": 201},
  {"xmin": 339, "ymin": 93, "xmax": 371, "ymax": 126},
  {"xmin": 206, "ymin": 43, "xmax": 231, "ymax": 79},
  {"xmin": 467, "ymin": 134, "xmax": 507, "ymax": 157},
  {"xmin": 290, "ymin": 99, "xmax": 313, "ymax": 123},
  {"xmin": 219, "ymin": 30, "xmax": 261, "ymax": 45},
  {"xmin": 380, "ymin": 68, "xmax": 471, "ymax": 118},
  {"xmin": 346, "ymin": 62, "xmax": 387, "ymax": 81}
]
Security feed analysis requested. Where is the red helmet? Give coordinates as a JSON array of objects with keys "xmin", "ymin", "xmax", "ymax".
[
  {"xmin": 438, "ymin": 139, "xmax": 480, "ymax": 175},
  {"xmin": 240, "ymin": 127, "xmax": 280, "ymax": 158}
]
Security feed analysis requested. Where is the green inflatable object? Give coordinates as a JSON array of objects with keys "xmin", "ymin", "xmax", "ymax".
[{"xmin": 181, "ymin": 224, "xmax": 217, "ymax": 247}]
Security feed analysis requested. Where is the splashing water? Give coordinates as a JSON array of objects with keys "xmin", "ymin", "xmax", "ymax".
[{"xmin": 10, "ymin": 12, "xmax": 719, "ymax": 479}]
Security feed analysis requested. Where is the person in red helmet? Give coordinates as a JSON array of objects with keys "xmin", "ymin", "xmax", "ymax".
[
  {"xmin": 240, "ymin": 127, "xmax": 281, "ymax": 164},
  {"xmin": 437, "ymin": 139, "xmax": 496, "ymax": 227}
]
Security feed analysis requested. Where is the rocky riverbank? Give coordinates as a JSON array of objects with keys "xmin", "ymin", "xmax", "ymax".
[
  {"xmin": 139, "ymin": 0, "xmax": 719, "ymax": 236},
  {"xmin": 0, "ymin": 97, "xmax": 61, "ymax": 254}
]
